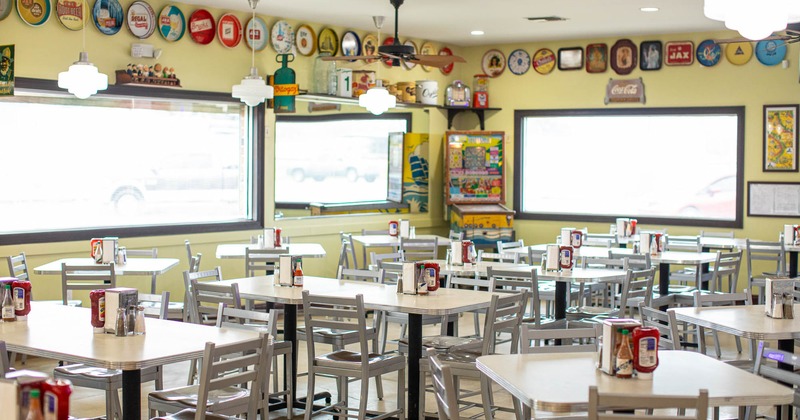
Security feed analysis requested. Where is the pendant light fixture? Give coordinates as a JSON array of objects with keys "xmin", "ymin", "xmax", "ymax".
[
  {"xmin": 232, "ymin": 0, "xmax": 273, "ymax": 107},
  {"xmin": 57, "ymin": 0, "xmax": 108, "ymax": 99},
  {"xmin": 704, "ymin": 0, "xmax": 800, "ymax": 40},
  {"xmin": 359, "ymin": 16, "xmax": 395, "ymax": 115}
]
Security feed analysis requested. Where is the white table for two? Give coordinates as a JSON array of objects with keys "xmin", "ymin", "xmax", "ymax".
[
  {"xmin": 34, "ymin": 257, "xmax": 180, "ymax": 294},
  {"xmin": 215, "ymin": 242, "xmax": 327, "ymax": 259},
  {"xmin": 350, "ymin": 234, "xmax": 450, "ymax": 268}
]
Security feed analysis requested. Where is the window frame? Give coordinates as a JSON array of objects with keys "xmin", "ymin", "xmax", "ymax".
[
  {"xmin": 274, "ymin": 112, "xmax": 412, "ymax": 209},
  {"xmin": 3, "ymin": 77, "xmax": 265, "ymax": 245},
  {"xmin": 512, "ymin": 106, "xmax": 745, "ymax": 228}
]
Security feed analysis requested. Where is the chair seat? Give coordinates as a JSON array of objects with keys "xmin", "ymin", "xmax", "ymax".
[
  {"xmin": 398, "ymin": 335, "xmax": 482, "ymax": 351},
  {"xmin": 567, "ymin": 306, "xmax": 612, "ymax": 316},
  {"xmin": 55, "ymin": 364, "xmax": 159, "ymax": 385},
  {"xmin": 149, "ymin": 385, "xmax": 249, "ymax": 407},
  {"xmin": 297, "ymin": 326, "xmax": 375, "ymax": 344},
  {"xmin": 150, "ymin": 408, "xmax": 233, "ymax": 420},
  {"xmin": 316, "ymin": 350, "xmax": 405, "ymax": 369}
]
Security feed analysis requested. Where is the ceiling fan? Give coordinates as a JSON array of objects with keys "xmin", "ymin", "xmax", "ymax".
[
  {"xmin": 714, "ymin": 22, "xmax": 800, "ymax": 44},
  {"xmin": 321, "ymin": 0, "xmax": 466, "ymax": 68}
]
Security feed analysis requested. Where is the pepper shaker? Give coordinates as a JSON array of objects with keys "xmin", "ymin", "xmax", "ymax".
[
  {"xmin": 126, "ymin": 305, "xmax": 136, "ymax": 336},
  {"xmin": 115, "ymin": 308, "xmax": 127, "ymax": 337}
]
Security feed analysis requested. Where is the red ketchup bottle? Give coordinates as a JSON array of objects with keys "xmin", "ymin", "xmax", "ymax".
[
  {"xmin": 388, "ymin": 221, "xmax": 399, "ymax": 236},
  {"xmin": 90, "ymin": 289, "xmax": 106, "ymax": 333},
  {"xmin": 274, "ymin": 228, "xmax": 282, "ymax": 247},
  {"xmin": 424, "ymin": 262, "xmax": 440, "ymax": 292},
  {"xmin": 632, "ymin": 326, "xmax": 659, "ymax": 379},
  {"xmin": 42, "ymin": 379, "xmax": 72, "ymax": 420},
  {"xmin": 12, "ymin": 279, "xmax": 31, "ymax": 319}
]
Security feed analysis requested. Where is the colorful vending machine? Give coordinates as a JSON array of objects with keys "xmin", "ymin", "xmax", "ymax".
[{"xmin": 444, "ymin": 131, "xmax": 514, "ymax": 246}]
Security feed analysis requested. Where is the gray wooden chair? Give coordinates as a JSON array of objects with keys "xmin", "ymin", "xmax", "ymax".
[
  {"xmin": 125, "ymin": 247, "xmax": 159, "ymax": 293},
  {"xmin": 400, "ymin": 236, "xmax": 438, "ymax": 261},
  {"xmin": 588, "ymin": 386, "xmax": 709, "ymax": 420},
  {"xmin": 426, "ymin": 347, "xmax": 461, "ymax": 420},
  {"xmin": 244, "ymin": 247, "xmax": 288, "ymax": 277},
  {"xmin": 339, "ymin": 232, "xmax": 359, "ymax": 269},
  {"xmin": 520, "ymin": 323, "xmax": 601, "ymax": 354},
  {"xmin": 61, "ymin": 263, "xmax": 116, "ymax": 306},
  {"xmin": 746, "ymin": 239, "xmax": 786, "ymax": 303},
  {"xmin": 745, "ymin": 342, "xmax": 800, "ymax": 420}
]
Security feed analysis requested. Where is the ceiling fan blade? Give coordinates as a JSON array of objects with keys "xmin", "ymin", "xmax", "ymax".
[
  {"xmin": 318, "ymin": 55, "xmax": 381, "ymax": 61},
  {"xmin": 406, "ymin": 54, "xmax": 466, "ymax": 67}
]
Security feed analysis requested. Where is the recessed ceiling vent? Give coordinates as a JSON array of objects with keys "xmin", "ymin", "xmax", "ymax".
[{"xmin": 526, "ymin": 16, "xmax": 568, "ymax": 23}]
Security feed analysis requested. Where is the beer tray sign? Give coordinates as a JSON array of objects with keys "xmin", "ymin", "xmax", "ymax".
[
  {"xmin": 604, "ymin": 78, "xmax": 645, "ymax": 105},
  {"xmin": 665, "ymin": 41, "xmax": 694, "ymax": 66}
]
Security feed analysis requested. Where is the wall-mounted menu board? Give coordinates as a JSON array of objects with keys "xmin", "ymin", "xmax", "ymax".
[
  {"xmin": 445, "ymin": 131, "xmax": 505, "ymax": 204},
  {"xmin": 748, "ymin": 181, "xmax": 800, "ymax": 217}
]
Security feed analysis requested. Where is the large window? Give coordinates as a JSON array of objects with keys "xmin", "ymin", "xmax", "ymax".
[
  {"xmin": 1, "ymin": 78, "xmax": 263, "ymax": 244},
  {"xmin": 514, "ymin": 107, "xmax": 744, "ymax": 227},
  {"xmin": 274, "ymin": 113, "xmax": 410, "ymax": 205}
]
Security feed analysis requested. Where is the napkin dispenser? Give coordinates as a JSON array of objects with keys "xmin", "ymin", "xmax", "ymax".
[
  {"xmin": 544, "ymin": 244, "xmax": 561, "ymax": 272},
  {"xmin": 90, "ymin": 237, "xmax": 118, "ymax": 264},
  {"xmin": 560, "ymin": 228, "xmax": 575, "ymax": 246},
  {"xmin": 450, "ymin": 241, "xmax": 463, "ymax": 266},
  {"xmin": 599, "ymin": 318, "xmax": 641, "ymax": 376},
  {"xmin": 640, "ymin": 233, "xmax": 664, "ymax": 256},
  {"xmin": 765, "ymin": 277, "xmax": 795, "ymax": 319},
  {"xmin": 615, "ymin": 218, "xmax": 637, "ymax": 238},
  {"xmin": 783, "ymin": 225, "xmax": 799, "ymax": 246},
  {"xmin": 104, "ymin": 287, "xmax": 138, "ymax": 334},
  {"xmin": 263, "ymin": 228, "xmax": 276, "ymax": 249},
  {"xmin": 278, "ymin": 255, "xmax": 294, "ymax": 286},
  {"xmin": 399, "ymin": 219, "xmax": 410, "ymax": 238},
  {"xmin": 400, "ymin": 262, "xmax": 426, "ymax": 294}
]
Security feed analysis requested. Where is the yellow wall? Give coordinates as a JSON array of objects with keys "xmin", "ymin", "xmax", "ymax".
[{"xmin": 2, "ymin": 2, "xmax": 799, "ymax": 301}]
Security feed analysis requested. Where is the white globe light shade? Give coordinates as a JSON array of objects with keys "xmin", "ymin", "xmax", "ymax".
[
  {"xmin": 358, "ymin": 86, "xmax": 396, "ymax": 115},
  {"xmin": 232, "ymin": 70, "xmax": 274, "ymax": 107},
  {"xmin": 57, "ymin": 53, "xmax": 108, "ymax": 99}
]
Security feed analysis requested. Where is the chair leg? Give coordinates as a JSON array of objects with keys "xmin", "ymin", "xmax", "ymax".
[
  {"xmin": 472, "ymin": 312, "xmax": 481, "ymax": 338},
  {"xmin": 358, "ymin": 375, "xmax": 369, "ymax": 420},
  {"xmin": 397, "ymin": 366, "xmax": 406, "ymax": 420},
  {"xmin": 337, "ymin": 376, "xmax": 349, "ymax": 420},
  {"xmin": 284, "ymin": 351, "xmax": 294, "ymax": 417},
  {"xmin": 712, "ymin": 331, "xmax": 722, "ymax": 358},
  {"xmin": 480, "ymin": 374, "xmax": 494, "ymax": 420},
  {"xmin": 304, "ymin": 368, "xmax": 316, "ymax": 420},
  {"xmin": 150, "ymin": 274, "xmax": 157, "ymax": 294},
  {"xmin": 106, "ymin": 389, "xmax": 118, "ymax": 420},
  {"xmin": 418, "ymin": 367, "xmax": 426, "ymax": 420}
]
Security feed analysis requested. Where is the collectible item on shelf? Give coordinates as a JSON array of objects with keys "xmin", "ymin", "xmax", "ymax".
[
  {"xmin": 116, "ymin": 63, "xmax": 181, "ymax": 87},
  {"xmin": 557, "ymin": 47, "xmax": 583, "ymax": 71},
  {"xmin": 585, "ymin": 43, "xmax": 608, "ymax": 73},
  {"xmin": 0, "ymin": 0, "xmax": 11, "ymax": 21},
  {"xmin": 57, "ymin": 0, "xmax": 85, "ymax": 31},
  {"xmin": 271, "ymin": 20, "xmax": 294, "ymax": 54},
  {"xmin": 696, "ymin": 39, "xmax": 721, "ymax": 67},
  {"xmin": 245, "ymin": 16, "xmax": 268, "ymax": 51},
  {"xmin": 610, "ymin": 39, "xmax": 637, "ymax": 75},
  {"xmin": 402, "ymin": 40, "xmax": 418, "ymax": 70},
  {"xmin": 188, "ymin": 9, "xmax": 215, "ymax": 45},
  {"xmin": 340, "ymin": 30, "xmax": 361, "ymax": 57},
  {"xmin": 217, "ymin": 13, "xmax": 242, "ymax": 48},
  {"xmin": 639, "ymin": 41, "xmax": 662, "ymax": 71},
  {"xmin": 158, "ymin": 4, "xmax": 185, "ymax": 42},
  {"xmin": 507, "ymin": 48, "xmax": 530, "ymax": 75},
  {"xmin": 126, "ymin": 0, "xmax": 155, "ymax": 38},
  {"xmin": 472, "ymin": 74, "xmax": 488, "ymax": 108},
  {"xmin": 419, "ymin": 41, "xmax": 435, "ymax": 71},
  {"xmin": 0, "ymin": 44, "xmax": 14, "ymax": 96},
  {"xmin": 725, "ymin": 41, "xmax": 753, "ymax": 65},
  {"xmin": 92, "ymin": 0, "xmax": 123, "ymax": 35},
  {"xmin": 295, "ymin": 24, "xmax": 316, "ymax": 56},
  {"xmin": 271, "ymin": 54, "xmax": 298, "ymax": 113},
  {"xmin": 481, "ymin": 49, "xmax": 505, "ymax": 77},
  {"xmin": 445, "ymin": 80, "xmax": 470, "ymax": 107},
  {"xmin": 756, "ymin": 39, "xmax": 787, "ymax": 66},
  {"xmin": 664, "ymin": 41, "xmax": 694, "ymax": 66},
  {"xmin": 317, "ymin": 27, "xmax": 339, "ymax": 56},
  {"xmin": 16, "ymin": 0, "xmax": 50, "ymax": 25},
  {"xmin": 445, "ymin": 131, "xmax": 505, "ymax": 204},
  {"xmin": 439, "ymin": 46, "xmax": 455, "ymax": 75},
  {"xmin": 532, "ymin": 48, "xmax": 556, "ymax": 74}
]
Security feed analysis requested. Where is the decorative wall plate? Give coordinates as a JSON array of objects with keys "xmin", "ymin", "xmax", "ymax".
[
  {"xmin": 158, "ymin": 5, "xmax": 185, "ymax": 42},
  {"xmin": 92, "ymin": 0, "xmax": 123, "ymax": 35},
  {"xmin": 639, "ymin": 41, "xmax": 662, "ymax": 71},
  {"xmin": 295, "ymin": 24, "xmax": 316, "ymax": 56},
  {"xmin": 57, "ymin": 0, "xmax": 84, "ymax": 31},
  {"xmin": 271, "ymin": 20, "xmax": 294, "ymax": 54},
  {"xmin": 532, "ymin": 48, "xmax": 556, "ymax": 75},
  {"xmin": 126, "ymin": 0, "xmax": 155, "ymax": 38},
  {"xmin": 217, "ymin": 13, "xmax": 242, "ymax": 48},
  {"xmin": 725, "ymin": 41, "xmax": 753, "ymax": 65},
  {"xmin": 341, "ymin": 30, "xmax": 361, "ymax": 57},
  {"xmin": 439, "ymin": 46, "xmax": 454, "ymax": 75},
  {"xmin": 362, "ymin": 33, "xmax": 379, "ymax": 63},
  {"xmin": 610, "ymin": 39, "xmax": 637, "ymax": 75},
  {"xmin": 507, "ymin": 48, "xmax": 530, "ymax": 75},
  {"xmin": 557, "ymin": 47, "xmax": 583, "ymax": 71},
  {"xmin": 188, "ymin": 9, "xmax": 215, "ymax": 44},
  {"xmin": 481, "ymin": 49, "xmax": 505, "ymax": 77},
  {"xmin": 756, "ymin": 39, "xmax": 787, "ymax": 66},
  {"xmin": 585, "ymin": 43, "xmax": 607, "ymax": 73},
  {"xmin": 381, "ymin": 36, "xmax": 395, "ymax": 66},
  {"xmin": 696, "ymin": 39, "xmax": 721, "ymax": 67},
  {"xmin": 419, "ymin": 41, "xmax": 435, "ymax": 71},
  {"xmin": 317, "ymin": 27, "xmax": 338, "ymax": 56},
  {"xmin": 245, "ymin": 16, "xmax": 268, "ymax": 51},
  {"xmin": 402, "ymin": 39, "xmax": 417, "ymax": 70},
  {"xmin": 16, "ymin": 0, "xmax": 50, "ymax": 26},
  {"xmin": 664, "ymin": 41, "xmax": 694, "ymax": 66},
  {"xmin": 0, "ymin": 0, "xmax": 12, "ymax": 21}
]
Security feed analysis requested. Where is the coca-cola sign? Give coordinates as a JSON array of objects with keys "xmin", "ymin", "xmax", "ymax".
[{"xmin": 604, "ymin": 78, "xmax": 646, "ymax": 105}]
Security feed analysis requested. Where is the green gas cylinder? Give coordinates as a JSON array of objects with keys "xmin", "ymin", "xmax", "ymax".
[{"xmin": 273, "ymin": 54, "xmax": 297, "ymax": 113}]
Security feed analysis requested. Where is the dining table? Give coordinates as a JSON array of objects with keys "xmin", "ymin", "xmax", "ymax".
[
  {"xmin": 34, "ymin": 257, "xmax": 180, "ymax": 294},
  {"xmin": 477, "ymin": 350, "xmax": 792, "ymax": 418},
  {"xmin": 350, "ymin": 234, "xmax": 451, "ymax": 268},
  {"xmin": 1, "ymin": 302, "xmax": 260, "ymax": 420},
  {"xmin": 214, "ymin": 242, "xmax": 327, "ymax": 259},
  {"xmin": 215, "ymin": 274, "xmax": 496, "ymax": 420}
]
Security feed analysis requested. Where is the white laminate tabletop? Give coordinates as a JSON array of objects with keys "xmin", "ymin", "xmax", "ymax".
[
  {"xmin": 2, "ymin": 303, "xmax": 260, "ymax": 370},
  {"xmin": 424, "ymin": 259, "xmax": 627, "ymax": 284},
  {"xmin": 671, "ymin": 305, "xmax": 800, "ymax": 340},
  {"xmin": 215, "ymin": 243, "xmax": 327, "ymax": 259},
  {"xmin": 477, "ymin": 351, "xmax": 792, "ymax": 414},
  {"xmin": 523, "ymin": 245, "xmax": 719, "ymax": 265},
  {"xmin": 34, "ymin": 258, "xmax": 180, "ymax": 276},
  {"xmin": 350, "ymin": 234, "xmax": 451, "ymax": 248},
  {"xmin": 218, "ymin": 275, "xmax": 497, "ymax": 316}
]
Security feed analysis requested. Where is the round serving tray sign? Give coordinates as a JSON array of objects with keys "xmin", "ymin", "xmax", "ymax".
[
  {"xmin": 317, "ymin": 27, "xmax": 338, "ymax": 56},
  {"xmin": 696, "ymin": 39, "xmax": 721, "ymax": 67},
  {"xmin": 610, "ymin": 39, "xmax": 637, "ymax": 75},
  {"xmin": 439, "ymin": 46, "xmax": 454, "ymax": 75},
  {"xmin": 0, "ymin": 0, "xmax": 12, "ymax": 21},
  {"xmin": 158, "ymin": 5, "xmax": 185, "ymax": 42},
  {"xmin": 16, "ymin": 0, "xmax": 50, "ymax": 26},
  {"xmin": 481, "ymin": 49, "xmax": 506, "ymax": 77},
  {"xmin": 341, "ymin": 30, "xmax": 361, "ymax": 58},
  {"xmin": 362, "ymin": 33, "xmax": 379, "ymax": 63},
  {"xmin": 295, "ymin": 23, "xmax": 316, "ymax": 56},
  {"xmin": 217, "ymin": 13, "xmax": 242, "ymax": 48},
  {"xmin": 755, "ymin": 39, "xmax": 787, "ymax": 66},
  {"xmin": 381, "ymin": 36, "xmax": 395, "ymax": 66},
  {"xmin": 188, "ymin": 9, "xmax": 215, "ymax": 45},
  {"xmin": 126, "ymin": 0, "xmax": 155, "ymax": 38},
  {"xmin": 271, "ymin": 20, "xmax": 294, "ymax": 54},
  {"xmin": 57, "ymin": 0, "xmax": 84, "ymax": 31},
  {"xmin": 532, "ymin": 48, "xmax": 556, "ymax": 75},
  {"xmin": 402, "ymin": 39, "xmax": 417, "ymax": 70},
  {"xmin": 92, "ymin": 0, "xmax": 123, "ymax": 35},
  {"xmin": 724, "ymin": 41, "xmax": 753, "ymax": 65},
  {"xmin": 508, "ymin": 48, "xmax": 531, "ymax": 75},
  {"xmin": 245, "ymin": 16, "xmax": 268, "ymax": 51}
]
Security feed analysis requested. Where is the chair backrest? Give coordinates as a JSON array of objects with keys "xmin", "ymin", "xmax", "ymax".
[
  {"xmin": 527, "ymin": 248, "xmax": 544, "ymax": 265},
  {"xmin": 244, "ymin": 248, "xmax": 288, "ymax": 277},
  {"xmin": 302, "ymin": 291, "xmax": 372, "ymax": 362},
  {"xmin": 497, "ymin": 239, "xmax": 524, "ymax": 254},
  {"xmin": 609, "ymin": 251, "xmax": 652, "ymax": 270},
  {"xmin": 481, "ymin": 291, "xmax": 528, "ymax": 355},
  {"xmin": 477, "ymin": 250, "xmax": 518, "ymax": 263},
  {"xmin": 447, "ymin": 273, "xmax": 486, "ymax": 289},
  {"xmin": 215, "ymin": 303, "xmax": 278, "ymax": 339},
  {"xmin": 709, "ymin": 250, "xmax": 743, "ymax": 293},
  {"xmin": 487, "ymin": 267, "xmax": 543, "ymax": 325},
  {"xmin": 617, "ymin": 268, "xmax": 657, "ymax": 318},
  {"xmin": 700, "ymin": 230, "xmax": 735, "ymax": 238},
  {"xmin": 336, "ymin": 266, "xmax": 385, "ymax": 283},
  {"xmin": 588, "ymin": 386, "xmax": 709, "ymax": 420},
  {"xmin": 752, "ymin": 342, "xmax": 800, "ymax": 402},
  {"xmin": 0, "ymin": 340, "xmax": 10, "ymax": 378},
  {"xmin": 520, "ymin": 323, "xmax": 601, "ymax": 354},
  {"xmin": 185, "ymin": 240, "xmax": 194, "ymax": 263},
  {"xmin": 370, "ymin": 251, "xmax": 403, "ymax": 268},
  {"xmin": 185, "ymin": 240, "xmax": 202, "ymax": 273},
  {"xmin": 338, "ymin": 232, "xmax": 358, "ymax": 269},
  {"xmin": 582, "ymin": 255, "xmax": 629, "ymax": 270},
  {"xmin": 194, "ymin": 334, "xmax": 273, "ymax": 419},
  {"xmin": 7, "ymin": 252, "xmax": 31, "ymax": 281},
  {"xmin": 665, "ymin": 235, "xmax": 702, "ymax": 252},
  {"xmin": 137, "ymin": 291, "xmax": 170, "ymax": 319},
  {"xmin": 692, "ymin": 289, "xmax": 751, "ymax": 308},
  {"xmin": 426, "ymin": 347, "xmax": 462, "ymax": 420},
  {"xmin": 61, "ymin": 263, "xmax": 116, "ymax": 305},
  {"xmin": 126, "ymin": 248, "xmax": 158, "ymax": 258},
  {"xmin": 448, "ymin": 230, "xmax": 464, "ymax": 241},
  {"xmin": 746, "ymin": 239, "xmax": 786, "ymax": 280},
  {"xmin": 638, "ymin": 302, "xmax": 680, "ymax": 350},
  {"xmin": 585, "ymin": 233, "xmax": 619, "ymax": 248},
  {"xmin": 400, "ymin": 237, "xmax": 438, "ymax": 261}
]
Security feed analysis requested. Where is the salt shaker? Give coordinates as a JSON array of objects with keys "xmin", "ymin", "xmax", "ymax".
[
  {"xmin": 115, "ymin": 308, "xmax": 127, "ymax": 337},
  {"xmin": 134, "ymin": 305, "xmax": 146, "ymax": 335}
]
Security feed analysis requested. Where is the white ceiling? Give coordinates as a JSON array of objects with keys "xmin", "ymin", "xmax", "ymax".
[{"xmin": 178, "ymin": 0, "xmax": 727, "ymax": 47}]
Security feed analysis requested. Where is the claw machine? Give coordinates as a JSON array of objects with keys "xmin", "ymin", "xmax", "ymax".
[{"xmin": 445, "ymin": 131, "xmax": 514, "ymax": 247}]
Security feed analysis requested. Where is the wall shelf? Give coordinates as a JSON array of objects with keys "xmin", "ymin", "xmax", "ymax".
[{"xmin": 441, "ymin": 106, "xmax": 501, "ymax": 130}]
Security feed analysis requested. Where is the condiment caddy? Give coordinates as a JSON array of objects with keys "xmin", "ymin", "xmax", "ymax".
[
  {"xmin": 398, "ymin": 261, "xmax": 440, "ymax": 295},
  {"xmin": 276, "ymin": 255, "xmax": 304, "ymax": 287},
  {"xmin": 1, "ymin": 276, "xmax": 32, "ymax": 323},
  {"xmin": 1, "ymin": 371, "xmax": 73, "ymax": 420},
  {"xmin": 597, "ymin": 318, "xmax": 659, "ymax": 379}
]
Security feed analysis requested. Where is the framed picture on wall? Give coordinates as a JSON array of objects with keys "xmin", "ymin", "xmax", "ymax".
[
  {"xmin": 763, "ymin": 104, "xmax": 799, "ymax": 172},
  {"xmin": 557, "ymin": 47, "xmax": 583, "ymax": 71}
]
